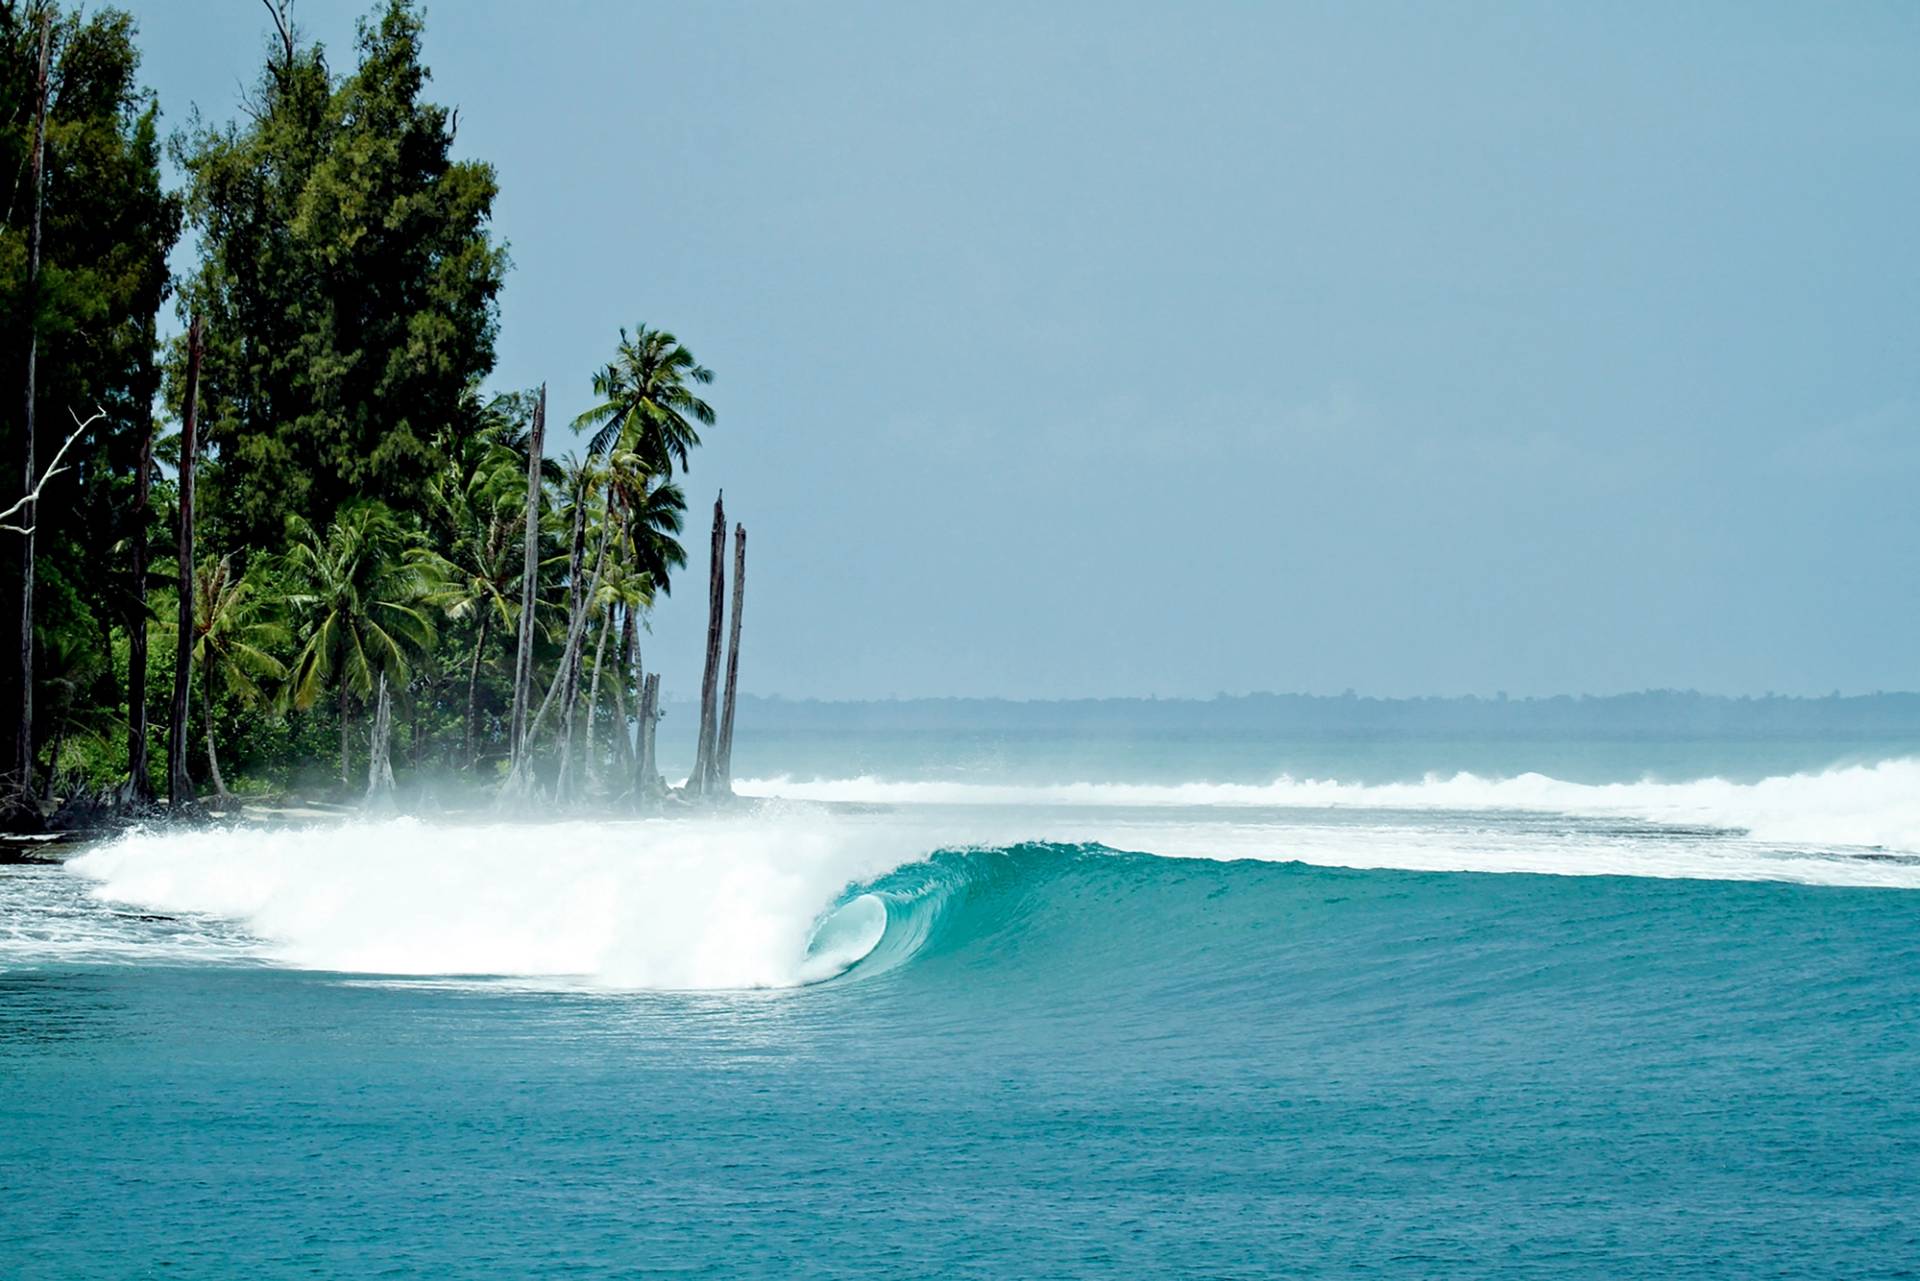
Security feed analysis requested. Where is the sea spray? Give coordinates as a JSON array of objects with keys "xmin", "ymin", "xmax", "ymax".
[
  {"xmin": 68, "ymin": 814, "xmax": 921, "ymax": 989},
  {"xmin": 55, "ymin": 762, "xmax": 1920, "ymax": 989}
]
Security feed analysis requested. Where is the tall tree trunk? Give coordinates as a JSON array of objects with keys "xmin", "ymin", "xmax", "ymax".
[
  {"xmin": 367, "ymin": 672, "xmax": 395, "ymax": 801},
  {"xmin": 338, "ymin": 677, "xmax": 351, "ymax": 787},
  {"xmin": 585, "ymin": 603, "xmax": 611, "ymax": 792},
  {"xmin": 7, "ymin": 15, "xmax": 52, "ymax": 816},
  {"xmin": 623, "ymin": 603, "xmax": 642, "ymax": 790},
  {"xmin": 716, "ymin": 523, "xmax": 747, "ymax": 791},
  {"xmin": 637, "ymin": 672, "xmax": 660, "ymax": 804},
  {"xmin": 609, "ymin": 608, "xmax": 633, "ymax": 784},
  {"xmin": 167, "ymin": 316, "xmax": 205, "ymax": 814},
  {"xmin": 554, "ymin": 510, "xmax": 608, "ymax": 802},
  {"xmin": 505, "ymin": 506, "xmax": 611, "ymax": 798},
  {"xmin": 463, "ymin": 610, "xmax": 492, "ymax": 771},
  {"xmin": 121, "ymin": 394, "xmax": 155, "ymax": 805},
  {"xmin": 552, "ymin": 481, "xmax": 588, "ymax": 798},
  {"xmin": 507, "ymin": 384, "xmax": 545, "ymax": 767},
  {"xmin": 202, "ymin": 664, "xmax": 229, "ymax": 805},
  {"xmin": 688, "ymin": 492, "xmax": 725, "ymax": 797}
]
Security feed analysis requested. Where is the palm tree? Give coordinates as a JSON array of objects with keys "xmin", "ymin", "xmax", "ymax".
[
  {"xmin": 189, "ymin": 555, "xmax": 288, "ymax": 805},
  {"xmin": 572, "ymin": 326, "xmax": 715, "ymax": 475},
  {"xmin": 606, "ymin": 448, "xmax": 689, "ymax": 591},
  {"xmin": 423, "ymin": 446, "xmax": 531, "ymax": 770},
  {"xmin": 283, "ymin": 503, "xmax": 438, "ymax": 788}
]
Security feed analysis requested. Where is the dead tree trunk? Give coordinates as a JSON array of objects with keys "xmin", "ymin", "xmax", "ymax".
[
  {"xmin": 687, "ymin": 493, "xmax": 726, "ymax": 797},
  {"xmin": 121, "ymin": 392, "xmax": 156, "ymax": 806},
  {"xmin": 552, "ymin": 481, "xmax": 589, "ymax": 798},
  {"xmin": 167, "ymin": 316, "xmax": 204, "ymax": 815},
  {"xmin": 505, "ymin": 509, "xmax": 610, "ymax": 800},
  {"xmin": 507, "ymin": 385, "xmax": 545, "ymax": 769},
  {"xmin": 608, "ymin": 611, "xmax": 632, "ymax": 783},
  {"xmin": 7, "ymin": 14, "xmax": 52, "ymax": 815},
  {"xmin": 367, "ymin": 672, "xmax": 395, "ymax": 802},
  {"xmin": 584, "ymin": 603, "xmax": 611, "ymax": 792},
  {"xmin": 716, "ymin": 524, "xmax": 746, "ymax": 791},
  {"xmin": 637, "ymin": 672, "xmax": 661, "ymax": 802},
  {"xmin": 624, "ymin": 605, "xmax": 643, "ymax": 794},
  {"xmin": 554, "ymin": 509, "xmax": 609, "ymax": 801}
]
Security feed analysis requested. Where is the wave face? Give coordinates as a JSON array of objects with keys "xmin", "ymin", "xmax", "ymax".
[{"xmin": 39, "ymin": 757, "xmax": 1920, "ymax": 990}]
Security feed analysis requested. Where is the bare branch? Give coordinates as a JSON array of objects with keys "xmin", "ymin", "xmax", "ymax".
[
  {"xmin": 0, "ymin": 406, "xmax": 106, "ymax": 535},
  {"xmin": 260, "ymin": 0, "xmax": 294, "ymax": 69}
]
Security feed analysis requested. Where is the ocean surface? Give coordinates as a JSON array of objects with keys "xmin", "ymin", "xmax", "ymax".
[{"xmin": 4, "ymin": 727, "xmax": 1919, "ymax": 1278}]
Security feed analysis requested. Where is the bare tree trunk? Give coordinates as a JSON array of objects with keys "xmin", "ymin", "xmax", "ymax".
[
  {"xmin": 637, "ymin": 672, "xmax": 660, "ymax": 803},
  {"xmin": 167, "ymin": 316, "xmax": 205, "ymax": 815},
  {"xmin": 121, "ymin": 392, "xmax": 155, "ymax": 806},
  {"xmin": 552, "ymin": 481, "xmax": 588, "ymax": 798},
  {"xmin": 463, "ymin": 609, "xmax": 491, "ymax": 770},
  {"xmin": 585, "ymin": 603, "xmax": 611, "ymax": 792},
  {"xmin": 624, "ymin": 604, "xmax": 643, "ymax": 793},
  {"xmin": 554, "ymin": 510, "xmax": 608, "ymax": 802},
  {"xmin": 507, "ymin": 384, "xmax": 545, "ymax": 767},
  {"xmin": 505, "ymin": 509, "xmax": 611, "ymax": 799},
  {"xmin": 608, "ymin": 610, "xmax": 632, "ymax": 785},
  {"xmin": 716, "ymin": 523, "xmax": 746, "ymax": 791},
  {"xmin": 367, "ymin": 672, "xmax": 395, "ymax": 801},
  {"xmin": 688, "ymin": 493, "xmax": 725, "ymax": 797},
  {"xmin": 7, "ymin": 15, "xmax": 52, "ymax": 817},
  {"xmin": 202, "ymin": 666, "xmax": 230, "ymax": 805}
]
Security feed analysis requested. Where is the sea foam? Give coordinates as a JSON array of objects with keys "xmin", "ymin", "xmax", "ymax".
[{"xmin": 56, "ymin": 758, "xmax": 1920, "ymax": 989}]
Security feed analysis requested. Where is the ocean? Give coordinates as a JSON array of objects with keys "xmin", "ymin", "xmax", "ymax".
[{"xmin": 4, "ymin": 714, "xmax": 1918, "ymax": 1277}]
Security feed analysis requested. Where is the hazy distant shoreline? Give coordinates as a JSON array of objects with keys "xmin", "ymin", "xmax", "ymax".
[{"xmin": 668, "ymin": 690, "xmax": 1920, "ymax": 740}]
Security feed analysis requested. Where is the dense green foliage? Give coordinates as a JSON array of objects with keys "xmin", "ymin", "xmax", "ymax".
[
  {"xmin": 1, "ymin": 0, "xmax": 179, "ymax": 801},
  {"xmin": 1, "ymin": 1, "xmax": 712, "ymax": 820}
]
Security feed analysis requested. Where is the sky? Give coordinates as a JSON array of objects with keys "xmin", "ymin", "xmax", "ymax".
[{"xmin": 119, "ymin": 1, "xmax": 1920, "ymax": 699}]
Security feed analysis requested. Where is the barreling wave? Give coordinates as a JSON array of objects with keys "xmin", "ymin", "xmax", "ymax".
[
  {"xmin": 40, "ymin": 760, "xmax": 1920, "ymax": 990},
  {"xmin": 737, "ymin": 755, "xmax": 1920, "ymax": 853}
]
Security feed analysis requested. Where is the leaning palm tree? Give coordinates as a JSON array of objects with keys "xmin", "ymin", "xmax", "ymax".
[
  {"xmin": 283, "ymin": 503, "xmax": 438, "ymax": 789},
  {"xmin": 190, "ymin": 555, "xmax": 288, "ymax": 806},
  {"xmin": 572, "ymin": 326, "xmax": 715, "ymax": 475}
]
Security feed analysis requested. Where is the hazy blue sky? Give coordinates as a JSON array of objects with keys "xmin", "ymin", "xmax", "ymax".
[{"xmin": 121, "ymin": 1, "xmax": 1920, "ymax": 698}]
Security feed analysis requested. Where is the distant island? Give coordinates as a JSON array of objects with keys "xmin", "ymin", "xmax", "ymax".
[{"xmin": 686, "ymin": 689, "xmax": 1920, "ymax": 741}]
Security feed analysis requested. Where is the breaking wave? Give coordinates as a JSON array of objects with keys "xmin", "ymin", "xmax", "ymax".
[
  {"xmin": 29, "ymin": 756, "xmax": 1919, "ymax": 990},
  {"xmin": 737, "ymin": 756, "xmax": 1920, "ymax": 853}
]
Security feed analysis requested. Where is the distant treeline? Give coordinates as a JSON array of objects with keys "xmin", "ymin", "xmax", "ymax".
[{"xmin": 686, "ymin": 691, "xmax": 1920, "ymax": 740}]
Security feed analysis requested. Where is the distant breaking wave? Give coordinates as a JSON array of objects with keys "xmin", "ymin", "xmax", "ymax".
[{"xmin": 736, "ymin": 756, "xmax": 1920, "ymax": 853}]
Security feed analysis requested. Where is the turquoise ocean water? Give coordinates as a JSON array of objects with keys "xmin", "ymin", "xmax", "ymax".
[{"xmin": 4, "ymin": 728, "xmax": 1918, "ymax": 1277}]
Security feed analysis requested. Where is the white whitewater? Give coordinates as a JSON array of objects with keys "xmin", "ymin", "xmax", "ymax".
[
  {"xmin": 737, "ymin": 756, "xmax": 1920, "ymax": 854},
  {"xmin": 42, "ymin": 757, "xmax": 1920, "ymax": 989}
]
